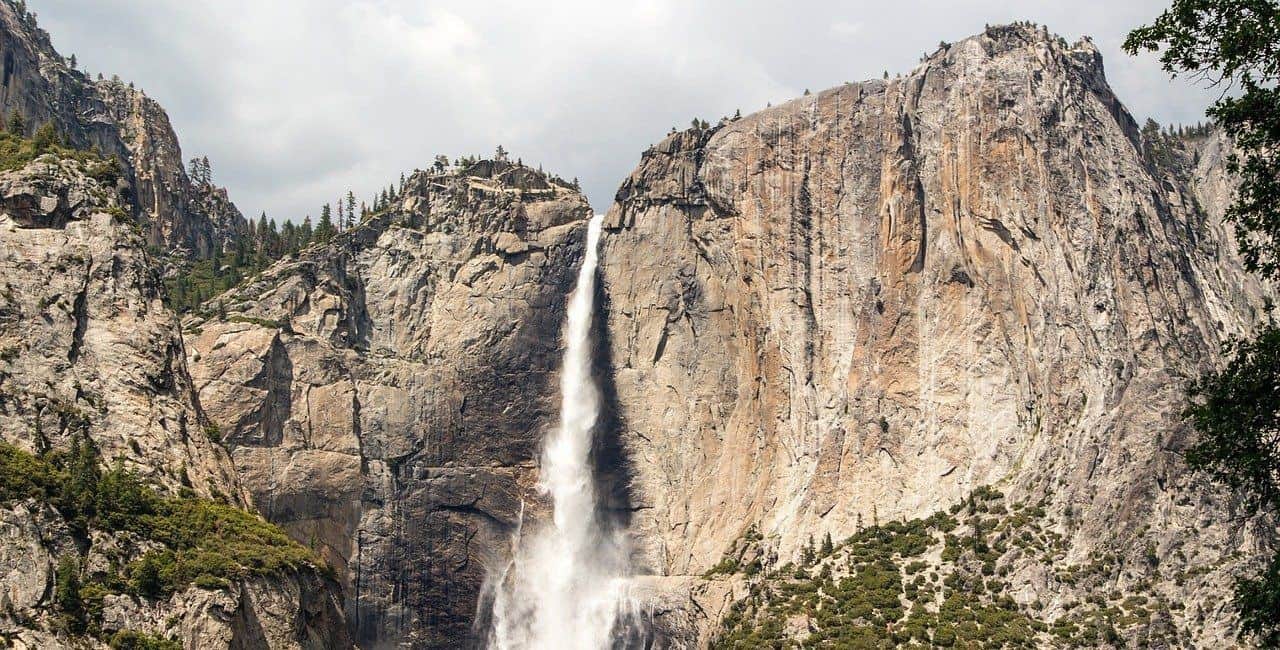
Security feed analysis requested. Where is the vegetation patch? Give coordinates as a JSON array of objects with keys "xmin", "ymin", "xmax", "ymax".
[
  {"xmin": 107, "ymin": 629, "xmax": 182, "ymax": 650},
  {"xmin": 0, "ymin": 438, "xmax": 322, "ymax": 638},
  {"xmin": 711, "ymin": 488, "xmax": 1185, "ymax": 648},
  {"xmin": 0, "ymin": 115, "xmax": 120, "ymax": 183}
]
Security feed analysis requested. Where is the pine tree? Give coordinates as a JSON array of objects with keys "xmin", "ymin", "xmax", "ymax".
[
  {"xmin": 280, "ymin": 220, "xmax": 296, "ymax": 254},
  {"xmin": 32, "ymin": 122, "xmax": 58, "ymax": 152},
  {"xmin": 55, "ymin": 556, "xmax": 84, "ymax": 628},
  {"xmin": 6, "ymin": 111, "xmax": 25, "ymax": 136},
  {"xmin": 256, "ymin": 213, "xmax": 270, "ymax": 256},
  {"xmin": 345, "ymin": 191, "xmax": 356, "ymax": 229},
  {"xmin": 265, "ymin": 219, "xmax": 280, "ymax": 257},
  {"xmin": 316, "ymin": 205, "xmax": 335, "ymax": 242}
]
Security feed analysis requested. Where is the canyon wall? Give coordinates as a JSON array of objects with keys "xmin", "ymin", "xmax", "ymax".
[
  {"xmin": 0, "ymin": 3, "xmax": 344, "ymax": 645},
  {"xmin": 0, "ymin": 2, "xmax": 247, "ymax": 258},
  {"xmin": 599, "ymin": 24, "xmax": 1271, "ymax": 646},
  {"xmin": 185, "ymin": 163, "xmax": 592, "ymax": 648},
  {"xmin": 6, "ymin": 5, "xmax": 1268, "ymax": 646},
  {"xmin": 0, "ymin": 155, "xmax": 347, "ymax": 649}
]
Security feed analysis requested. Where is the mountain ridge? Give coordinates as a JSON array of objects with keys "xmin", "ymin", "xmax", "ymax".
[{"xmin": 0, "ymin": 0, "xmax": 248, "ymax": 259}]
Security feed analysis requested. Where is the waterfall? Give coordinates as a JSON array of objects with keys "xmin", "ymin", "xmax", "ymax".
[{"xmin": 488, "ymin": 214, "xmax": 637, "ymax": 649}]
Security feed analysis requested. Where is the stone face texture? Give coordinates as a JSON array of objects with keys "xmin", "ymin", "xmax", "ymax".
[
  {"xmin": 1, "ymin": 12, "xmax": 1271, "ymax": 648},
  {"xmin": 0, "ymin": 159, "xmax": 237, "ymax": 497},
  {"xmin": 0, "ymin": 158, "xmax": 349, "ymax": 647},
  {"xmin": 186, "ymin": 165, "xmax": 592, "ymax": 648},
  {"xmin": 0, "ymin": 3, "xmax": 247, "ymax": 258},
  {"xmin": 599, "ymin": 25, "xmax": 1270, "ymax": 644}
]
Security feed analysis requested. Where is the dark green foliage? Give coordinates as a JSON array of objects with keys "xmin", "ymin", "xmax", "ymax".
[
  {"xmin": 128, "ymin": 551, "xmax": 166, "ymax": 598},
  {"xmin": 0, "ymin": 122, "xmax": 119, "ymax": 182},
  {"xmin": 1126, "ymin": 3, "xmax": 1280, "ymax": 643},
  {"xmin": 165, "ymin": 206, "xmax": 324, "ymax": 315},
  {"xmin": 55, "ymin": 556, "xmax": 85, "ymax": 631},
  {"xmin": 32, "ymin": 121, "xmax": 57, "ymax": 151},
  {"xmin": 0, "ymin": 440, "xmax": 321, "ymax": 606},
  {"xmin": 1234, "ymin": 550, "xmax": 1280, "ymax": 646},
  {"xmin": 129, "ymin": 497, "xmax": 315, "ymax": 595},
  {"xmin": 315, "ymin": 204, "xmax": 336, "ymax": 242},
  {"xmin": 164, "ymin": 248, "xmax": 263, "ymax": 314},
  {"xmin": 1181, "ymin": 325, "xmax": 1280, "ymax": 641},
  {"xmin": 1184, "ymin": 325, "xmax": 1280, "ymax": 514},
  {"xmin": 711, "ymin": 490, "xmax": 1182, "ymax": 648},
  {"xmin": 1125, "ymin": 0, "xmax": 1280, "ymax": 276},
  {"xmin": 7, "ymin": 111, "xmax": 26, "ymax": 136},
  {"xmin": 107, "ymin": 630, "xmax": 182, "ymax": 650}
]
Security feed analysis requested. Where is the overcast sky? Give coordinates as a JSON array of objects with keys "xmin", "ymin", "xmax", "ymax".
[{"xmin": 37, "ymin": 0, "xmax": 1215, "ymax": 220}]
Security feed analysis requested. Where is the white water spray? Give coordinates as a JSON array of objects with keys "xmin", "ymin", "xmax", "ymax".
[{"xmin": 488, "ymin": 214, "xmax": 637, "ymax": 649}]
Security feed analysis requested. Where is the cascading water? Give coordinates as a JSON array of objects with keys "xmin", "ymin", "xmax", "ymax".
[{"xmin": 488, "ymin": 214, "xmax": 639, "ymax": 649}]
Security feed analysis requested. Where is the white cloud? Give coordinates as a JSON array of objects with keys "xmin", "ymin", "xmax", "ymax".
[
  {"xmin": 831, "ymin": 21, "xmax": 863, "ymax": 37},
  {"xmin": 35, "ymin": 0, "xmax": 1215, "ymax": 220}
]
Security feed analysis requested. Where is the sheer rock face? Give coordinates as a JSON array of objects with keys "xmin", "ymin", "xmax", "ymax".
[
  {"xmin": 0, "ymin": 158, "xmax": 235, "ymax": 497},
  {"xmin": 0, "ymin": 2, "xmax": 247, "ymax": 258},
  {"xmin": 599, "ymin": 25, "xmax": 1270, "ymax": 644},
  {"xmin": 185, "ymin": 163, "xmax": 592, "ymax": 648},
  {"xmin": 0, "ymin": 159, "xmax": 348, "ymax": 648}
]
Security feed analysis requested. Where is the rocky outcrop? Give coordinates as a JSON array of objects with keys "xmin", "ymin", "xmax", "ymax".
[
  {"xmin": 0, "ymin": 0, "xmax": 247, "ymax": 258},
  {"xmin": 185, "ymin": 160, "xmax": 592, "ymax": 648},
  {"xmin": 0, "ymin": 157, "xmax": 234, "ymax": 496},
  {"xmin": 0, "ymin": 156, "xmax": 347, "ymax": 648},
  {"xmin": 599, "ymin": 24, "xmax": 1272, "ymax": 646}
]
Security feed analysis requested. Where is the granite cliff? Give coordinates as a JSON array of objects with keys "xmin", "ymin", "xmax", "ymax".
[
  {"xmin": 0, "ymin": 2, "xmax": 344, "ymax": 646},
  {"xmin": 187, "ymin": 22, "xmax": 1275, "ymax": 649},
  {"xmin": 185, "ymin": 160, "xmax": 593, "ymax": 648},
  {"xmin": 0, "ymin": 153, "xmax": 348, "ymax": 648},
  {"xmin": 0, "ymin": 1, "xmax": 247, "ymax": 259},
  {"xmin": 600, "ymin": 23, "xmax": 1272, "ymax": 647},
  {"xmin": 1, "ymin": 5, "xmax": 1274, "ymax": 648}
]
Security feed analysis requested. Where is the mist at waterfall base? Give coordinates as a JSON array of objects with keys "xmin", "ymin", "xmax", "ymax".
[{"xmin": 486, "ymin": 214, "xmax": 644, "ymax": 649}]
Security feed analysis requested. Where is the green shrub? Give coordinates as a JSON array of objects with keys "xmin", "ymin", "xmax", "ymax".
[
  {"xmin": 108, "ymin": 630, "xmax": 182, "ymax": 650},
  {"xmin": 0, "ymin": 440, "xmax": 322, "ymax": 602},
  {"xmin": 0, "ymin": 126, "xmax": 119, "ymax": 178},
  {"xmin": 55, "ymin": 555, "xmax": 85, "ymax": 631},
  {"xmin": 702, "ymin": 557, "xmax": 738, "ymax": 578}
]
